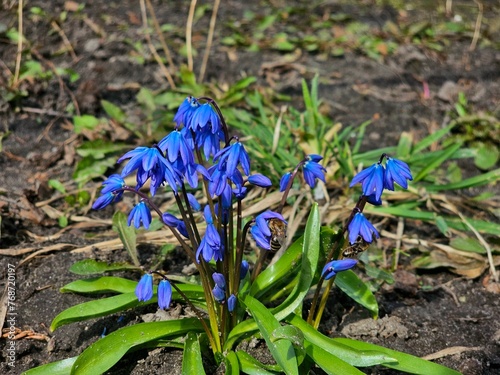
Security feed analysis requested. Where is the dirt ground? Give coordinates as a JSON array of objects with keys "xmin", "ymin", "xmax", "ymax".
[{"xmin": 0, "ymin": 1, "xmax": 499, "ymax": 374}]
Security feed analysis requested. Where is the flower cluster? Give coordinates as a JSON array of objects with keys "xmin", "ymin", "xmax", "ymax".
[
  {"xmin": 347, "ymin": 155, "xmax": 413, "ymax": 244},
  {"xmin": 135, "ymin": 273, "xmax": 172, "ymax": 310}
]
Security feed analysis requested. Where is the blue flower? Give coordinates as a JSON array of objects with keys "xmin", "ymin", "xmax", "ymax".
[
  {"xmin": 158, "ymin": 129, "xmax": 194, "ymax": 166},
  {"xmin": 158, "ymin": 279, "xmax": 172, "ymax": 310},
  {"xmin": 118, "ymin": 146, "xmax": 181, "ymax": 195},
  {"xmin": 196, "ymin": 205, "xmax": 223, "ymax": 262},
  {"xmin": 365, "ymin": 193, "xmax": 382, "ymax": 206},
  {"xmin": 248, "ymin": 174, "xmax": 272, "ymax": 188},
  {"xmin": 128, "ymin": 201, "xmax": 152, "ymax": 229},
  {"xmin": 100, "ymin": 174, "xmax": 125, "ymax": 195},
  {"xmin": 240, "ymin": 260, "xmax": 249, "ymax": 279},
  {"xmin": 348, "ymin": 212, "xmax": 379, "ymax": 244},
  {"xmin": 384, "ymin": 157, "xmax": 413, "ymax": 190},
  {"xmin": 214, "ymin": 141, "xmax": 250, "ymax": 177},
  {"xmin": 212, "ymin": 285, "xmax": 225, "ymax": 303},
  {"xmin": 228, "ymin": 294, "xmax": 237, "ymax": 312},
  {"xmin": 135, "ymin": 273, "xmax": 153, "ymax": 302},
  {"xmin": 303, "ymin": 155, "xmax": 327, "ymax": 188},
  {"xmin": 350, "ymin": 163, "xmax": 385, "ymax": 201},
  {"xmin": 187, "ymin": 193, "xmax": 201, "ymax": 211},
  {"xmin": 212, "ymin": 272, "xmax": 226, "ymax": 290},
  {"xmin": 162, "ymin": 213, "xmax": 188, "ymax": 238},
  {"xmin": 190, "ymin": 103, "xmax": 221, "ymax": 133},
  {"xmin": 195, "ymin": 127, "xmax": 224, "ymax": 161},
  {"xmin": 321, "ymin": 259, "xmax": 358, "ymax": 280},
  {"xmin": 279, "ymin": 172, "xmax": 292, "ymax": 192},
  {"xmin": 92, "ymin": 192, "xmax": 120, "ymax": 210},
  {"xmin": 174, "ymin": 96, "xmax": 200, "ymax": 128},
  {"xmin": 250, "ymin": 211, "xmax": 287, "ymax": 251}
]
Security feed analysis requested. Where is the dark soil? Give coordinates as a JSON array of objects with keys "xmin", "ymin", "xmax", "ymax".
[{"xmin": 1, "ymin": 1, "xmax": 499, "ymax": 375}]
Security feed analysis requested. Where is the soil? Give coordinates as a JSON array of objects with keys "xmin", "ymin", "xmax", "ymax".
[{"xmin": 1, "ymin": 1, "xmax": 500, "ymax": 375}]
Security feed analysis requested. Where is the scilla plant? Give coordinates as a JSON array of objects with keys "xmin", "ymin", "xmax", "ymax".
[{"xmin": 28, "ymin": 97, "xmax": 459, "ymax": 375}]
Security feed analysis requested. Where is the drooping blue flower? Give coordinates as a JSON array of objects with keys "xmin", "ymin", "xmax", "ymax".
[
  {"xmin": 321, "ymin": 259, "xmax": 358, "ymax": 280},
  {"xmin": 208, "ymin": 166, "xmax": 229, "ymax": 197},
  {"xmin": 350, "ymin": 163, "xmax": 385, "ymax": 201},
  {"xmin": 212, "ymin": 285, "xmax": 225, "ymax": 303},
  {"xmin": 92, "ymin": 192, "xmax": 120, "ymax": 210},
  {"xmin": 232, "ymin": 185, "xmax": 247, "ymax": 200},
  {"xmin": 158, "ymin": 129, "xmax": 194, "ymax": 167},
  {"xmin": 365, "ymin": 193, "xmax": 382, "ymax": 206},
  {"xmin": 135, "ymin": 273, "xmax": 153, "ymax": 302},
  {"xmin": 212, "ymin": 272, "xmax": 226, "ymax": 290},
  {"xmin": 228, "ymin": 294, "xmax": 237, "ymax": 312},
  {"xmin": 100, "ymin": 174, "xmax": 125, "ymax": 195},
  {"xmin": 118, "ymin": 146, "xmax": 182, "ymax": 195},
  {"xmin": 196, "ymin": 205, "xmax": 223, "ymax": 262},
  {"xmin": 92, "ymin": 174, "xmax": 126, "ymax": 210},
  {"xmin": 190, "ymin": 103, "xmax": 221, "ymax": 133},
  {"xmin": 162, "ymin": 212, "xmax": 188, "ymax": 238},
  {"xmin": 303, "ymin": 155, "xmax": 327, "ymax": 188},
  {"xmin": 348, "ymin": 212, "xmax": 379, "ymax": 244},
  {"xmin": 248, "ymin": 174, "xmax": 272, "ymax": 188},
  {"xmin": 174, "ymin": 96, "xmax": 200, "ymax": 128},
  {"xmin": 214, "ymin": 141, "xmax": 250, "ymax": 177},
  {"xmin": 128, "ymin": 201, "xmax": 152, "ymax": 229},
  {"xmin": 250, "ymin": 211, "xmax": 287, "ymax": 251},
  {"xmin": 158, "ymin": 279, "xmax": 172, "ymax": 310},
  {"xmin": 187, "ymin": 193, "xmax": 201, "ymax": 211},
  {"xmin": 195, "ymin": 127, "xmax": 225, "ymax": 161},
  {"xmin": 279, "ymin": 172, "xmax": 292, "ymax": 192},
  {"xmin": 240, "ymin": 260, "xmax": 249, "ymax": 279},
  {"xmin": 384, "ymin": 157, "xmax": 413, "ymax": 190}
]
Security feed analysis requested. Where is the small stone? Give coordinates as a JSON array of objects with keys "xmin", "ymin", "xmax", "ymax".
[{"xmin": 84, "ymin": 38, "xmax": 101, "ymax": 53}]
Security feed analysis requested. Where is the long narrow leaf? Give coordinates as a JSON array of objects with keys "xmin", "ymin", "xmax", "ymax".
[
  {"xmin": 23, "ymin": 357, "xmax": 77, "ymax": 375},
  {"xmin": 286, "ymin": 314, "xmax": 396, "ymax": 367},
  {"xmin": 61, "ymin": 276, "xmax": 138, "ymax": 294},
  {"xmin": 334, "ymin": 338, "xmax": 461, "ymax": 375},
  {"xmin": 182, "ymin": 332, "xmax": 206, "ymax": 375},
  {"xmin": 72, "ymin": 319, "xmax": 204, "ymax": 375},
  {"xmin": 304, "ymin": 341, "xmax": 364, "ymax": 375},
  {"xmin": 224, "ymin": 351, "xmax": 241, "ymax": 375},
  {"xmin": 335, "ymin": 270, "xmax": 378, "ymax": 318},
  {"xmin": 242, "ymin": 295, "xmax": 299, "ymax": 375},
  {"xmin": 272, "ymin": 203, "xmax": 320, "ymax": 319},
  {"xmin": 236, "ymin": 351, "xmax": 281, "ymax": 375},
  {"xmin": 413, "ymin": 143, "xmax": 462, "ymax": 182},
  {"xmin": 425, "ymin": 168, "xmax": 500, "ymax": 191}
]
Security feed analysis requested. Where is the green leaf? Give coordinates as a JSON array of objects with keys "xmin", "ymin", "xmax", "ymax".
[
  {"xmin": 236, "ymin": 351, "xmax": 281, "ymax": 375},
  {"xmin": 224, "ymin": 351, "xmax": 240, "ymax": 375},
  {"xmin": 182, "ymin": 332, "xmax": 206, "ymax": 375},
  {"xmin": 51, "ymin": 292, "xmax": 141, "ymax": 331},
  {"xmin": 76, "ymin": 139, "xmax": 128, "ymax": 159},
  {"xmin": 396, "ymin": 132, "xmax": 413, "ymax": 158},
  {"xmin": 52, "ymin": 284, "xmax": 204, "ymax": 330},
  {"xmin": 369, "ymin": 206, "xmax": 500, "ymax": 236},
  {"xmin": 425, "ymin": 168, "xmax": 500, "ymax": 191},
  {"xmin": 73, "ymin": 157, "xmax": 115, "ymax": 186},
  {"xmin": 413, "ymin": 142, "xmax": 462, "ymax": 182},
  {"xmin": 474, "ymin": 142, "xmax": 499, "ymax": 170},
  {"xmin": 286, "ymin": 314, "xmax": 396, "ymax": 367},
  {"xmin": 48, "ymin": 179, "xmax": 66, "ymax": 194},
  {"xmin": 335, "ymin": 270, "xmax": 379, "ymax": 318},
  {"xmin": 72, "ymin": 319, "xmax": 204, "ymax": 375},
  {"xmin": 304, "ymin": 341, "xmax": 364, "ymax": 375},
  {"xmin": 73, "ymin": 115, "xmax": 102, "ymax": 133},
  {"xmin": 112, "ymin": 211, "xmax": 139, "ymax": 266},
  {"xmin": 242, "ymin": 295, "xmax": 299, "ymax": 375},
  {"xmin": 272, "ymin": 203, "xmax": 320, "ymax": 320},
  {"xmin": 450, "ymin": 237, "xmax": 486, "ymax": 254},
  {"xmin": 23, "ymin": 357, "xmax": 77, "ymax": 375},
  {"xmin": 333, "ymin": 338, "xmax": 461, "ymax": 375},
  {"xmin": 61, "ymin": 276, "xmax": 138, "ymax": 294},
  {"xmin": 136, "ymin": 87, "xmax": 156, "ymax": 113},
  {"xmin": 101, "ymin": 99, "xmax": 126, "ymax": 123},
  {"xmin": 69, "ymin": 260, "xmax": 139, "ymax": 275},
  {"xmin": 412, "ymin": 122, "xmax": 456, "ymax": 154}
]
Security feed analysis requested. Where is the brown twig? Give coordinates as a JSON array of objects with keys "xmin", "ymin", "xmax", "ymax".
[
  {"xmin": 12, "ymin": 0, "xmax": 23, "ymax": 87},
  {"xmin": 198, "ymin": 0, "xmax": 220, "ymax": 82},
  {"xmin": 469, "ymin": 0, "xmax": 483, "ymax": 51},
  {"xmin": 139, "ymin": 0, "xmax": 176, "ymax": 88},
  {"xmin": 50, "ymin": 21, "xmax": 78, "ymax": 61},
  {"xmin": 145, "ymin": 0, "xmax": 175, "ymax": 70},
  {"xmin": 186, "ymin": 0, "xmax": 197, "ymax": 73}
]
